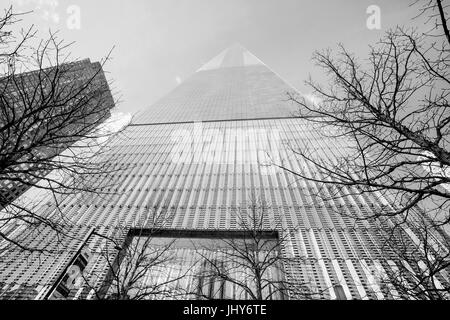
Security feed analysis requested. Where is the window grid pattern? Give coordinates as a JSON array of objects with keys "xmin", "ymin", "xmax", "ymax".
[{"xmin": 1, "ymin": 57, "xmax": 448, "ymax": 300}]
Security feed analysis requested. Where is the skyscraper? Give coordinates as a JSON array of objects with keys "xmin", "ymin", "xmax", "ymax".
[
  {"xmin": 0, "ymin": 45, "xmax": 448, "ymax": 300},
  {"xmin": 0, "ymin": 59, "xmax": 115, "ymax": 207}
]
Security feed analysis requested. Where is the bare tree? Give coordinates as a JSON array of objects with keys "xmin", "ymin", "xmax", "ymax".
[
  {"xmin": 275, "ymin": 0, "xmax": 450, "ymax": 299},
  {"xmin": 372, "ymin": 214, "xmax": 450, "ymax": 300},
  {"xmin": 281, "ymin": 0, "xmax": 449, "ymax": 224},
  {"xmin": 191, "ymin": 198, "xmax": 319, "ymax": 300},
  {"xmin": 0, "ymin": 6, "xmax": 121, "ymax": 251},
  {"xmin": 79, "ymin": 210, "xmax": 191, "ymax": 300}
]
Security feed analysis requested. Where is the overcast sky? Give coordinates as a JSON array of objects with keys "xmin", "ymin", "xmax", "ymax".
[{"xmin": 7, "ymin": 0, "xmax": 426, "ymax": 116}]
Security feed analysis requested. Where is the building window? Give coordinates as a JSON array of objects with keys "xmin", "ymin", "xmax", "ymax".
[{"xmin": 98, "ymin": 229, "xmax": 285, "ymax": 300}]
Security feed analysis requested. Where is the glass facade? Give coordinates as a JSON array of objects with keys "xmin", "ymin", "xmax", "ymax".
[{"xmin": 0, "ymin": 45, "xmax": 448, "ymax": 300}]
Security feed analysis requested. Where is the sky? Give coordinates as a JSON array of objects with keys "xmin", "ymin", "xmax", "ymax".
[{"xmin": 4, "ymin": 0, "xmax": 426, "ymax": 116}]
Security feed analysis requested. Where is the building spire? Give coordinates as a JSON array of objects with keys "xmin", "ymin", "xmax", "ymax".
[{"xmin": 197, "ymin": 43, "xmax": 265, "ymax": 72}]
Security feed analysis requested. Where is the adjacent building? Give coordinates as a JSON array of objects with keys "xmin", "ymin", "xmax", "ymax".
[{"xmin": 0, "ymin": 59, "xmax": 115, "ymax": 207}]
